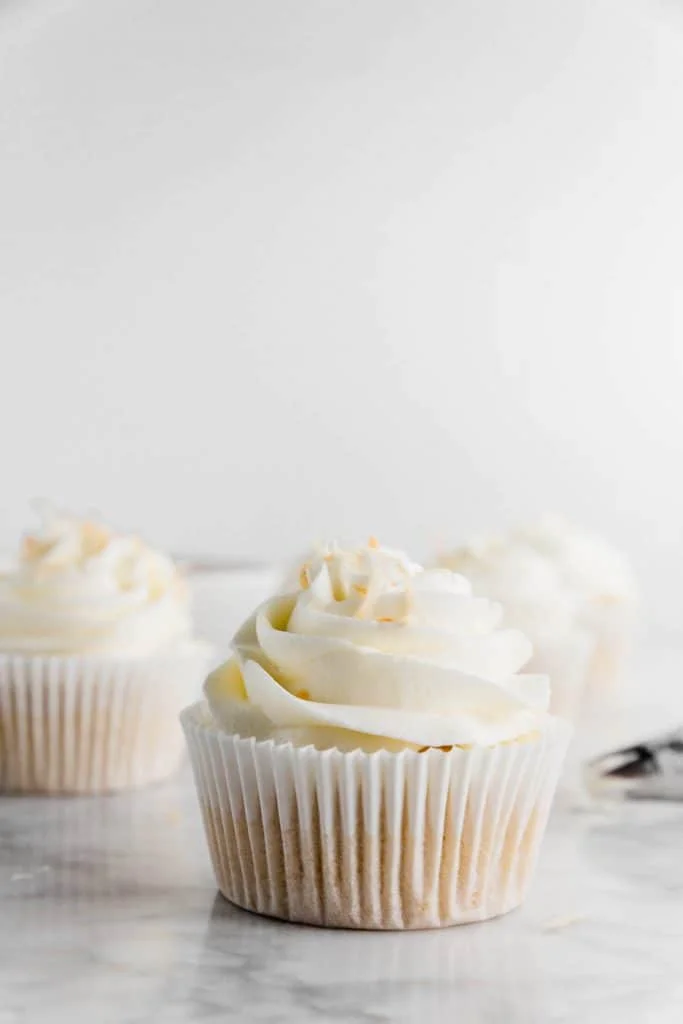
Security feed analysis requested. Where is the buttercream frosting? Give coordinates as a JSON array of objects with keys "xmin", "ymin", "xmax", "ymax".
[
  {"xmin": 206, "ymin": 541, "xmax": 550, "ymax": 750},
  {"xmin": 0, "ymin": 508, "xmax": 193, "ymax": 655},
  {"xmin": 512, "ymin": 517, "xmax": 637, "ymax": 603}
]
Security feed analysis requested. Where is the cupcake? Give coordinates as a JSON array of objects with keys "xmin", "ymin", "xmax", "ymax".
[
  {"xmin": 0, "ymin": 507, "xmax": 210, "ymax": 794},
  {"xmin": 437, "ymin": 536, "xmax": 591, "ymax": 722},
  {"xmin": 512, "ymin": 517, "xmax": 637, "ymax": 705},
  {"xmin": 182, "ymin": 540, "xmax": 569, "ymax": 929},
  {"xmin": 438, "ymin": 519, "xmax": 637, "ymax": 720}
]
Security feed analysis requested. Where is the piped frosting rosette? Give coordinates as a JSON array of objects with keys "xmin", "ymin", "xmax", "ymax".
[
  {"xmin": 0, "ymin": 507, "xmax": 192, "ymax": 655},
  {"xmin": 206, "ymin": 541, "xmax": 551, "ymax": 751}
]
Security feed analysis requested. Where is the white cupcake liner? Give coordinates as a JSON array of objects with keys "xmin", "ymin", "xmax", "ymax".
[
  {"xmin": 0, "ymin": 645, "xmax": 210, "ymax": 794},
  {"xmin": 182, "ymin": 703, "xmax": 570, "ymax": 930}
]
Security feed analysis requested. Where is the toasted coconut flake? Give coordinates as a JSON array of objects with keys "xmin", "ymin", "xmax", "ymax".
[
  {"xmin": 368, "ymin": 535, "xmax": 380, "ymax": 549},
  {"xmin": 82, "ymin": 520, "xmax": 110, "ymax": 555},
  {"xmin": 21, "ymin": 536, "xmax": 45, "ymax": 561},
  {"xmin": 298, "ymin": 564, "xmax": 310, "ymax": 590}
]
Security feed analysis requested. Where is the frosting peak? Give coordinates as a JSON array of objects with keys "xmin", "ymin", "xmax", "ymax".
[
  {"xmin": 206, "ymin": 541, "xmax": 551, "ymax": 750},
  {"xmin": 0, "ymin": 508, "xmax": 192, "ymax": 655}
]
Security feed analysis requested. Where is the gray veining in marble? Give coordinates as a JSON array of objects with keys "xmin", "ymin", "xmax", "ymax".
[
  {"xmin": 1, "ymin": 649, "xmax": 682, "ymax": 1023},
  {"xmin": 1, "ymin": 772, "xmax": 682, "ymax": 1023}
]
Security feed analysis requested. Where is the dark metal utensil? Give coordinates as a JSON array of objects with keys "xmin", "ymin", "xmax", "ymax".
[{"xmin": 589, "ymin": 727, "xmax": 683, "ymax": 800}]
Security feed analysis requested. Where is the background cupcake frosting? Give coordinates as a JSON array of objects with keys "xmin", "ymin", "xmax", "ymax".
[
  {"xmin": 437, "ymin": 534, "xmax": 580, "ymax": 642},
  {"xmin": 436, "ymin": 518, "xmax": 637, "ymax": 752},
  {"xmin": 511, "ymin": 517, "xmax": 638, "ymax": 607},
  {"xmin": 0, "ymin": 508, "xmax": 192, "ymax": 656}
]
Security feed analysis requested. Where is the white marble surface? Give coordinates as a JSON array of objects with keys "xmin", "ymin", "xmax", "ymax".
[{"xmin": 0, "ymin": 648, "xmax": 682, "ymax": 1023}]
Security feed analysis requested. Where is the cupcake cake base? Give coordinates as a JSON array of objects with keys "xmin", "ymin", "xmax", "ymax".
[{"xmin": 183, "ymin": 704, "xmax": 570, "ymax": 930}]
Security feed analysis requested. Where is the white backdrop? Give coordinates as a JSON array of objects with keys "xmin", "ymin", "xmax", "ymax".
[{"xmin": 2, "ymin": 0, "xmax": 683, "ymax": 635}]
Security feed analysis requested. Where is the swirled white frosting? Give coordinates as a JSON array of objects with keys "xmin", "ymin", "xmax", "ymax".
[
  {"xmin": 205, "ymin": 541, "xmax": 551, "ymax": 750},
  {"xmin": 437, "ymin": 536, "xmax": 580, "ymax": 641},
  {"xmin": 512, "ymin": 517, "xmax": 637, "ymax": 604},
  {"xmin": 438, "ymin": 518, "xmax": 636, "ymax": 639},
  {"xmin": 0, "ymin": 510, "xmax": 193, "ymax": 655}
]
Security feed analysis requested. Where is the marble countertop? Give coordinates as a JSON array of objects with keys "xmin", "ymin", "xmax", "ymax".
[{"xmin": 1, "ymin": 649, "xmax": 682, "ymax": 1023}]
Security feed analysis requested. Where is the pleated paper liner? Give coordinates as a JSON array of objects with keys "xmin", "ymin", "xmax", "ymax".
[
  {"xmin": 0, "ymin": 645, "xmax": 210, "ymax": 794},
  {"xmin": 182, "ymin": 703, "xmax": 570, "ymax": 930}
]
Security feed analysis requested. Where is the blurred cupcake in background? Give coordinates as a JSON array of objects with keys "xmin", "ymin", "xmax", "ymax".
[
  {"xmin": 0, "ymin": 505, "xmax": 211, "ymax": 794},
  {"xmin": 437, "ymin": 517, "xmax": 637, "ymax": 723},
  {"xmin": 512, "ymin": 517, "xmax": 637, "ymax": 707},
  {"xmin": 437, "ymin": 536, "xmax": 591, "ymax": 723}
]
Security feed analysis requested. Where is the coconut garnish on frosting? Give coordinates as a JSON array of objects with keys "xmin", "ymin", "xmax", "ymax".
[
  {"xmin": 206, "ymin": 539, "xmax": 552, "ymax": 751},
  {"xmin": 291, "ymin": 539, "xmax": 417, "ymax": 602}
]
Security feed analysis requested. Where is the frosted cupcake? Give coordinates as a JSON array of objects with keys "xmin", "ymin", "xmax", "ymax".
[
  {"xmin": 0, "ymin": 508, "xmax": 210, "ymax": 793},
  {"xmin": 512, "ymin": 517, "xmax": 637, "ymax": 704},
  {"xmin": 437, "ymin": 536, "xmax": 591, "ymax": 722},
  {"xmin": 182, "ymin": 540, "xmax": 569, "ymax": 929}
]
